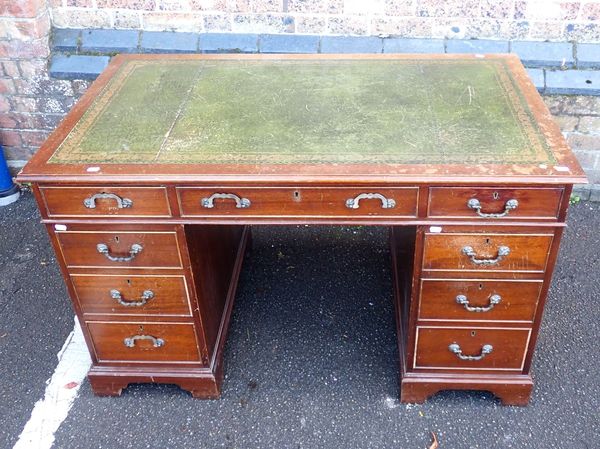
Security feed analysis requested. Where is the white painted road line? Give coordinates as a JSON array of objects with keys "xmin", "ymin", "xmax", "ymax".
[{"xmin": 13, "ymin": 317, "xmax": 92, "ymax": 449}]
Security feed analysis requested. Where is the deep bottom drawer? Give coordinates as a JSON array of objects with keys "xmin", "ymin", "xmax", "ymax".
[
  {"xmin": 87, "ymin": 322, "xmax": 202, "ymax": 363},
  {"xmin": 414, "ymin": 327, "xmax": 531, "ymax": 371}
]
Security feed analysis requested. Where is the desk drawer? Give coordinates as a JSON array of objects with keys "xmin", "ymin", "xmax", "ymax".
[
  {"xmin": 177, "ymin": 187, "xmax": 418, "ymax": 218},
  {"xmin": 414, "ymin": 327, "xmax": 531, "ymax": 371},
  {"xmin": 72, "ymin": 275, "xmax": 191, "ymax": 316},
  {"xmin": 56, "ymin": 231, "xmax": 182, "ymax": 269},
  {"xmin": 419, "ymin": 279, "xmax": 542, "ymax": 322},
  {"xmin": 422, "ymin": 232, "xmax": 554, "ymax": 273},
  {"xmin": 87, "ymin": 321, "xmax": 202, "ymax": 363},
  {"xmin": 40, "ymin": 186, "xmax": 171, "ymax": 218},
  {"xmin": 428, "ymin": 187, "xmax": 563, "ymax": 220}
]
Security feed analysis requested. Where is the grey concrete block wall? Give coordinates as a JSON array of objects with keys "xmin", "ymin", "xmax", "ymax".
[
  {"xmin": 80, "ymin": 29, "xmax": 139, "ymax": 53},
  {"xmin": 383, "ymin": 38, "xmax": 444, "ymax": 54},
  {"xmin": 511, "ymin": 41, "xmax": 575, "ymax": 68},
  {"xmin": 49, "ymin": 55, "xmax": 110, "ymax": 79},
  {"xmin": 141, "ymin": 32, "xmax": 199, "ymax": 53},
  {"xmin": 199, "ymin": 33, "xmax": 258, "ymax": 53},
  {"xmin": 259, "ymin": 34, "xmax": 319, "ymax": 53},
  {"xmin": 320, "ymin": 36, "xmax": 383, "ymax": 54},
  {"xmin": 447, "ymin": 39, "xmax": 509, "ymax": 53}
]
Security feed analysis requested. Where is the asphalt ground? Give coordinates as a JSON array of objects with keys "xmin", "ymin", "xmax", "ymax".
[{"xmin": 1, "ymin": 191, "xmax": 598, "ymax": 449}]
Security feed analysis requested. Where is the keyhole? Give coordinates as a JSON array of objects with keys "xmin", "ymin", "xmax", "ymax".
[
  {"xmin": 127, "ymin": 279, "xmax": 131, "ymax": 286},
  {"xmin": 485, "ymin": 238, "xmax": 490, "ymax": 244},
  {"xmin": 115, "ymin": 235, "xmax": 120, "ymax": 243},
  {"xmin": 479, "ymin": 283, "xmax": 484, "ymax": 290},
  {"xmin": 493, "ymin": 191, "xmax": 500, "ymax": 200},
  {"xmin": 471, "ymin": 331, "xmax": 477, "ymax": 337},
  {"xmin": 139, "ymin": 325, "xmax": 144, "ymax": 332},
  {"xmin": 292, "ymin": 190, "xmax": 301, "ymax": 202}
]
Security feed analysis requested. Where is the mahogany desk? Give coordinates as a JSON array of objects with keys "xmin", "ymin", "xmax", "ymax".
[{"xmin": 18, "ymin": 54, "xmax": 586, "ymax": 405}]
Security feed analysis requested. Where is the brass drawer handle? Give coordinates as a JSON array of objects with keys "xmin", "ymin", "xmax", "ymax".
[
  {"xmin": 345, "ymin": 193, "xmax": 396, "ymax": 209},
  {"xmin": 96, "ymin": 243, "xmax": 143, "ymax": 262},
  {"xmin": 467, "ymin": 198, "xmax": 518, "ymax": 218},
  {"xmin": 201, "ymin": 193, "xmax": 251, "ymax": 209},
  {"xmin": 84, "ymin": 193, "xmax": 133, "ymax": 209},
  {"xmin": 456, "ymin": 294, "xmax": 501, "ymax": 312},
  {"xmin": 110, "ymin": 289, "xmax": 154, "ymax": 307},
  {"xmin": 123, "ymin": 335, "xmax": 164, "ymax": 348},
  {"xmin": 461, "ymin": 245, "xmax": 510, "ymax": 265},
  {"xmin": 448, "ymin": 343, "xmax": 493, "ymax": 361}
]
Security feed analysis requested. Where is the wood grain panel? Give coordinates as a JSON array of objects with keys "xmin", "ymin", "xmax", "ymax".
[
  {"xmin": 428, "ymin": 187, "xmax": 563, "ymax": 219},
  {"xmin": 419, "ymin": 279, "xmax": 543, "ymax": 322},
  {"xmin": 56, "ymin": 231, "xmax": 182, "ymax": 268},
  {"xmin": 40, "ymin": 186, "xmax": 171, "ymax": 218},
  {"xmin": 422, "ymin": 232, "xmax": 554, "ymax": 273},
  {"xmin": 177, "ymin": 187, "xmax": 418, "ymax": 218},
  {"xmin": 87, "ymin": 321, "xmax": 201, "ymax": 363},
  {"xmin": 72, "ymin": 274, "xmax": 191, "ymax": 316},
  {"xmin": 414, "ymin": 327, "xmax": 531, "ymax": 370}
]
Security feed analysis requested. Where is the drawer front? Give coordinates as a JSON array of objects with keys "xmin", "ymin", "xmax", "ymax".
[
  {"xmin": 56, "ymin": 231, "xmax": 182, "ymax": 269},
  {"xmin": 428, "ymin": 187, "xmax": 563, "ymax": 220},
  {"xmin": 177, "ymin": 187, "xmax": 418, "ymax": 218},
  {"xmin": 415, "ymin": 327, "xmax": 531, "ymax": 371},
  {"xmin": 419, "ymin": 279, "xmax": 543, "ymax": 322},
  {"xmin": 72, "ymin": 275, "xmax": 191, "ymax": 316},
  {"xmin": 87, "ymin": 322, "xmax": 202, "ymax": 363},
  {"xmin": 422, "ymin": 232, "xmax": 554, "ymax": 273},
  {"xmin": 40, "ymin": 186, "xmax": 171, "ymax": 218}
]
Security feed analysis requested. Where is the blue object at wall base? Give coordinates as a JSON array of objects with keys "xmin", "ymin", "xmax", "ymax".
[{"xmin": 0, "ymin": 145, "xmax": 20, "ymax": 207}]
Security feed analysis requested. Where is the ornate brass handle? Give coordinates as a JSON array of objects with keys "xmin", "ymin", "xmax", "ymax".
[
  {"xmin": 123, "ymin": 335, "xmax": 164, "ymax": 348},
  {"xmin": 83, "ymin": 193, "xmax": 133, "ymax": 209},
  {"xmin": 448, "ymin": 343, "xmax": 493, "ymax": 361},
  {"xmin": 96, "ymin": 243, "xmax": 143, "ymax": 262},
  {"xmin": 467, "ymin": 198, "xmax": 518, "ymax": 218},
  {"xmin": 456, "ymin": 294, "xmax": 501, "ymax": 312},
  {"xmin": 461, "ymin": 245, "xmax": 510, "ymax": 265},
  {"xmin": 201, "ymin": 193, "xmax": 251, "ymax": 209},
  {"xmin": 110, "ymin": 289, "xmax": 154, "ymax": 307},
  {"xmin": 345, "ymin": 193, "xmax": 396, "ymax": 209}
]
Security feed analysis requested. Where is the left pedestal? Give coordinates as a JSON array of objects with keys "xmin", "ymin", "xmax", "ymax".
[{"xmin": 42, "ymin": 213, "xmax": 249, "ymax": 398}]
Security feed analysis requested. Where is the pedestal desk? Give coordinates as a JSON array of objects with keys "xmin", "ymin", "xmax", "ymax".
[{"xmin": 18, "ymin": 54, "xmax": 586, "ymax": 405}]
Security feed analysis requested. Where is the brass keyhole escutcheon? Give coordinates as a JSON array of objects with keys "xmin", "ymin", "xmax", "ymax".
[
  {"xmin": 292, "ymin": 190, "xmax": 301, "ymax": 202},
  {"xmin": 493, "ymin": 191, "xmax": 500, "ymax": 200}
]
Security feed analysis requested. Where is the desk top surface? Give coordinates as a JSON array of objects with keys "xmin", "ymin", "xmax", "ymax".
[{"xmin": 19, "ymin": 54, "xmax": 586, "ymax": 184}]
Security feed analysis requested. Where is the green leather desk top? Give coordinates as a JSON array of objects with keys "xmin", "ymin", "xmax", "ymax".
[{"xmin": 20, "ymin": 54, "xmax": 586, "ymax": 183}]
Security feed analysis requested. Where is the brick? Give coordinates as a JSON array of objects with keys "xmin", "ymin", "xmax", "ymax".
[
  {"xmin": 143, "ymin": 12, "xmax": 204, "ymax": 32},
  {"xmin": 20, "ymin": 130, "xmax": 49, "ymax": 147},
  {"xmin": 326, "ymin": 16, "xmax": 369, "ymax": 35},
  {"xmin": 287, "ymin": 0, "xmax": 343, "ymax": 14},
  {"xmin": 13, "ymin": 77, "xmax": 74, "ymax": 96},
  {"xmin": 572, "ymin": 150, "xmax": 598, "ymax": 170},
  {"xmin": 114, "ymin": 10, "xmax": 142, "ymax": 29},
  {"xmin": 479, "ymin": 0, "xmax": 512, "ymax": 19},
  {"xmin": 18, "ymin": 59, "xmax": 47, "ymax": 79},
  {"xmin": 0, "ymin": 112, "xmax": 18, "ymax": 128},
  {"xmin": 545, "ymin": 69, "xmax": 600, "ymax": 96},
  {"xmin": 0, "ymin": 39, "xmax": 49, "ymax": 58},
  {"xmin": 200, "ymin": 32, "xmax": 258, "ymax": 53},
  {"xmin": 567, "ymin": 134, "xmax": 600, "ymax": 152},
  {"xmin": 71, "ymin": 79, "xmax": 91, "ymax": 95},
  {"xmin": 543, "ymin": 95, "xmax": 600, "ymax": 116},
  {"xmin": 565, "ymin": 23, "xmax": 600, "ymax": 42},
  {"xmin": 259, "ymin": 34, "xmax": 319, "ymax": 53},
  {"xmin": 49, "ymin": 55, "xmax": 111, "ymax": 80},
  {"xmin": 528, "ymin": 21, "xmax": 564, "ymax": 41},
  {"xmin": 2, "ymin": 144, "xmax": 35, "ymax": 161},
  {"xmin": 51, "ymin": 9, "xmax": 112, "ymax": 29},
  {"xmin": 385, "ymin": 0, "xmax": 415, "ymax": 16},
  {"xmin": 0, "ymin": 78, "xmax": 15, "ymax": 94},
  {"xmin": 0, "ymin": 0, "xmax": 46, "ymax": 18},
  {"xmin": 510, "ymin": 41, "xmax": 574, "ymax": 68},
  {"xmin": 141, "ymin": 31, "xmax": 199, "ymax": 53},
  {"xmin": 190, "ymin": 0, "xmax": 228, "ymax": 11},
  {"xmin": 417, "ymin": 0, "xmax": 480, "ymax": 18},
  {"xmin": 383, "ymin": 38, "xmax": 444, "ymax": 54},
  {"xmin": 0, "ymin": 129, "xmax": 22, "ymax": 147},
  {"xmin": 96, "ymin": 0, "xmax": 156, "ymax": 9},
  {"xmin": 67, "ymin": 0, "xmax": 93, "ymax": 5},
  {"xmin": 578, "ymin": 117, "xmax": 600, "ymax": 135},
  {"xmin": 576, "ymin": 43, "xmax": 600, "ymax": 69},
  {"xmin": 248, "ymin": 0, "xmax": 283, "ymax": 13},
  {"xmin": 525, "ymin": 68, "xmax": 545, "ymax": 90},
  {"xmin": 344, "ymin": 0, "xmax": 385, "ymax": 15},
  {"xmin": 1, "ymin": 60, "xmax": 20, "ymax": 78},
  {"xmin": 553, "ymin": 115, "xmax": 579, "ymax": 133},
  {"xmin": 10, "ymin": 96, "xmax": 37, "ymax": 113},
  {"xmin": 232, "ymin": 14, "xmax": 295, "ymax": 34},
  {"xmin": 583, "ymin": 168, "xmax": 600, "ymax": 185},
  {"xmin": 81, "ymin": 29, "xmax": 140, "ymax": 53},
  {"xmin": 320, "ymin": 36, "xmax": 382, "ymax": 54},
  {"xmin": 14, "ymin": 14, "xmax": 51, "ymax": 40},
  {"xmin": 372, "ymin": 17, "xmax": 432, "ymax": 36},
  {"xmin": 446, "ymin": 39, "xmax": 508, "ymax": 54},
  {"xmin": 590, "ymin": 185, "xmax": 600, "ymax": 202},
  {"xmin": 52, "ymin": 28, "xmax": 81, "ymax": 52},
  {"xmin": 0, "ymin": 95, "xmax": 10, "ymax": 112},
  {"xmin": 203, "ymin": 13, "xmax": 231, "ymax": 32},
  {"xmin": 580, "ymin": 3, "xmax": 600, "ymax": 21},
  {"xmin": 295, "ymin": 16, "xmax": 326, "ymax": 34}
]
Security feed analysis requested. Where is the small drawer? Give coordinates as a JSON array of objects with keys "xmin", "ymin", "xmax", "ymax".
[
  {"xmin": 56, "ymin": 230, "xmax": 182, "ymax": 269},
  {"xmin": 177, "ymin": 187, "xmax": 418, "ymax": 218},
  {"xmin": 414, "ymin": 327, "xmax": 531, "ymax": 371},
  {"xmin": 72, "ymin": 274, "xmax": 191, "ymax": 316},
  {"xmin": 422, "ymin": 232, "xmax": 554, "ymax": 273},
  {"xmin": 427, "ymin": 187, "xmax": 563, "ymax": 220},
  {"xmin": 40, "ymin": 186, "xmax": 171, "ymax": 218},
  {"xmin": 419, "ymin": 279, "xmax": 543, "ymax": 322},
  {"xmin": 87, "ymin": 321, "xmax": 202, "ymax": 363}
]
